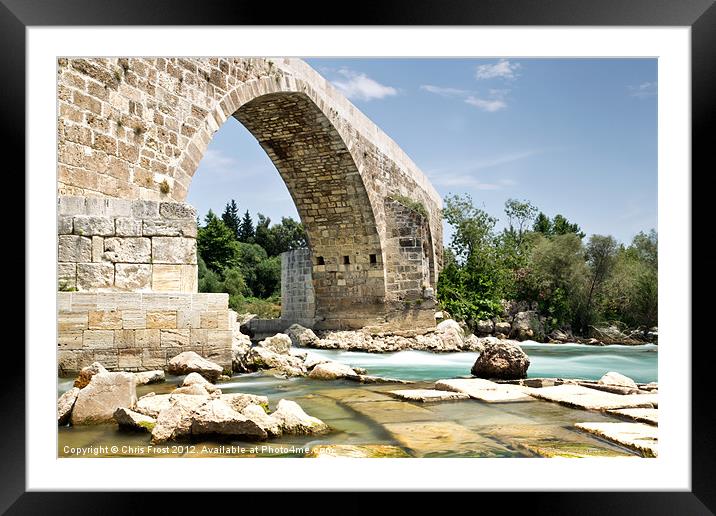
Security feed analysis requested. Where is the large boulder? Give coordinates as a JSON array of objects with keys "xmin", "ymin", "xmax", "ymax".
[
  {"xmin": 57, "ymin": 387, "xmax": 80, "ymax": 425},
  {"xmin": 246, "ymin": 346, "xmax": 306, "ymax": 377},
  {"xmin": 598, "ymin": 371, "xmax": 638, "ymax": 389},
  {"xmin": 510, "ymin": 311, "xmax": 545, "ymax": 341},
  {"xmin": 241, "ymin": 404, "xmax": 283, "ymax": 437},
  {"xmin": 134, "ymin": 370, "xmax": 165, "ymax": 385},
  {"xmin": 494, "ymin": 321, "xmax": 511, "ymax": 337},
  {"xmin": 73, "ymin": 362, "xmax": 108, "ymax": 389},
  {"xmin": 259, "ymin": 333, "xmax": 292, "ymax": 355},
  {"xmin": 231, "ymin": 331, "xmax": 252, "ymax": 373},
  {"xmin": 271, "ymin": 399, "xmax": 329, "ymax": 435},
  {"xmin": 135, "ymin": 393, "xmax": 173, "ymax": 418},
  {"xmin": 308, "ymin": 361, "xmax": 357, "ymax": 380},
  {"xmin": 167, "ymin": 351, "xmax": 223, "ymax": 381},
  {"xmin": 71, "ymin": 372, "xmax": 137, "ymax": 425},
  {"xmin": 461, "ymin": 334, "xmax": 486, "ymax": 353},
  {"xmin": 171, "ymin": 384, "xmax": 212, "ymax": 396},
  {"xmin": 181, "ymin": 372, "xmax": 221, "ymax": 394},
  {"xmin": 474, "ymin": 319, "xmax": 495, "ymax": 336},
  {"xmin": 436, "ymin": 319, "xmax": 464, "ymax": 337},
  {"xmin": 471, "ymin": 341, "xmax": 530, "ymax": 380},
  {"xmin": 189, "ymin": 399, "xmax": 267, "ymax": 439},
  {"xmin": 151, "ymin": 395, "xmax": 207, "ymax": 443},
  {"xmin": 286, "ymin": 324, "xmax": 319, "ymax": 347},
  {"xmin": 113, "ymin": 407, "xmax": 156, "ymax": 432},
  {"xmin": 220, "ymin": 393, "xmax": 269, "ymax": 413}
]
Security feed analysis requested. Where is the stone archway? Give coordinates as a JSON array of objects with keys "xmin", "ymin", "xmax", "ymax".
[{"xmin": 57, "ymin": 57, "xmax": 443, "ymax": 331}]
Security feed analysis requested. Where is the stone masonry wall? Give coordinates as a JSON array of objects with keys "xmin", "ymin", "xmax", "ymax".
[
  {"xmin": 280, "ymin": 249, "xmax": 315, "ymax": 327},
  {"xmin": 58, "ymin": 196, "xmax": 197, "ymax": 292},
  {"xmin": 58, "ymin": 292, "xmax": 233, "ymax": 374},
  {"xmin": 56, "ymin": 57, "xmax": 444, "ymax": 329}
]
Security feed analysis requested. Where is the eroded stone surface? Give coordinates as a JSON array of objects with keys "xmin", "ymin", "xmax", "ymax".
[
  {"xmin": 607, "ymin": 408, "xmax": 658, "ymax": 426},
  {"xmin": 528, "ymin": 385, "xmax": 655, "ymax": 411},
  {"xmin": 58, "ymin": 387, "xmax": 80, "ymax": 425},
  {"xmin": 388, "ymin": 389, "xmax": 469, "ymax": 403},
  {"xmin": 435, "ymin": 378, "xmax": 532, "ymax": 402},
  {"xmin": 71, "ymin": 372, "xmax": 137, "ymax": 425},
  {"xmin": 113, "ymin": 407, "xmax": 156, "ymax": 432},
  {"xmin": 575, "ymin": 422, "xmax": 658, "ymax": 457}
]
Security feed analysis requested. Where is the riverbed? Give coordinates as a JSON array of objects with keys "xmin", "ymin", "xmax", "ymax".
[{"xmin": 58, "ymin": 343, "xmax": 657, "ymax": 458}]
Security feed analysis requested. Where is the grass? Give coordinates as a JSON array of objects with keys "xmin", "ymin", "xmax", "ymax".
[{"xmin": 388, "ymin": 194, "xmax": 428, "ymax": 218}]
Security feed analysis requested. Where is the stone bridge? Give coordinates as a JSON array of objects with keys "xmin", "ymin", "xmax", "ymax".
[{"xmin": 57, "ymin": 57, "xmax": 442, "ymax": 372}]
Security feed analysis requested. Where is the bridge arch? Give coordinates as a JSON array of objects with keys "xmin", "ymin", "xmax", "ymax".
[{"xmin": 56, "ymin": 57, "xmax": 443, "ymax": 329}]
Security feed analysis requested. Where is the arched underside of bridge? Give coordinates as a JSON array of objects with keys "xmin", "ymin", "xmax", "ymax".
[{"xmin": 56, "ymin": 57, "xmax": 443, "ymax": 331}]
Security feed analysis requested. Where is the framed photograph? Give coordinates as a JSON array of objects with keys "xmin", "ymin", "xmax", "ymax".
[{"xmin": 9, "ymin": 0, "xmax": 712, "ymax": 511}]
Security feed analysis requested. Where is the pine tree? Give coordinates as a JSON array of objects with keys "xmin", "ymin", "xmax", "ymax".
[
  {"xmin": 238, "ymin": 210, "xmax": 255, "ymax": 242},
  {"xmin": 221, "ymin": 199, "xmax": 240, "ymax": 239}
]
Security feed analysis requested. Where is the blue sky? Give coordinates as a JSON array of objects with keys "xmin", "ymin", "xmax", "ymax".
[{"xmin": 187, "ymin": 58, "xmax": 657, "ymax": 245}]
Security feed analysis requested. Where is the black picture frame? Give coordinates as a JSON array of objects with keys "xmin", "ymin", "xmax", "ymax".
[{"xmin": 6, "ymin": 0, "xmax": 711, "ymax": 512}]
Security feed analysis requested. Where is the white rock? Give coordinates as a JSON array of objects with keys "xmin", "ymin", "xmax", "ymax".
[
  {"xmin": 308, "ymin": 361, "xmax": 357, "ymax": 380},
  {"xmin": 271, "ymin": 399, "xmax": 329, "ymax": 435},
  {"xmin": 134, "ymin": 370, "xmax": 165, "ymax": 385},
  {"xmin": 181, "ymin": 372, "xmax": 221, "ymax": 393},
  {"xmin": 189, "ymin": 399, "xmax": 267, "ymax": 439},
  {"xmin": 436, "ymin": 319, "xmax": 464, "ymax": 337},
  {"xmin": 241, "ymin": 404, "xmax": 282, "ymax": 437},
  {"xmin": 167, "ymin": 351, "xmax": 223, "ymax": 381},
  {"xmin": 598, "ymin": 371, "xmax": 638, "ymax": 389},
  {"xmin": 575, "ymin": 422, "xmax": 658, "ymax": 457},
  {"xmin": 113, "ymin": 407, "xmax": 156, "ymax": 432},
  {"xmin": 285, "ymin": 324, "xmax": 319, "ymax": 347},
  {"xmin": 220, "ymin": 393, "xmax": 269, "ymax": 413},
  {"xmin": 58, "ymin": 387, "xmax": 80, "ymax": 425},
  {"xmin": 171, "ymin": 384, "xmax": 212, "ymax": 396},
  {"xmin": 71, "ymin": 372, "xmax": 137, "ymax": 425},
  {"xmin": 73, "ymin": 362, "xmax": 108, "ymax": 389},
  {"xmin": 151, "ymin": 395, "xmax": 206, "ymax": 443},
  {"xmin": 388, "ymin": 389, "xmax": 470, "ymax": 402},
  {"xmin": 259, "ymin": 333, "xmax": 292, "ymax": 354},
  {"xmin": 435, "ymin": 378, "xmax": 532, "ymax": 402}
]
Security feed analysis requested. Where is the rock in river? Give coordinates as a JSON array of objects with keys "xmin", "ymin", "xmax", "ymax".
[
  {"xmin": 286, "ymin": 324, "xmax": 319, "ymax": 347},
  {"xmin": 189, "ymin": 399, "xmax": 267, "ymax": 439},
  {"xmin": 134, "ymin": 370, "xmax": 165, "ymax": 385},
  {"xmin": 471, "ymin": 341, "xmax": 530, "ymax": 380},
  {"xmin": 71, "ymin": 372, "xmax": 137, "ymax": 425},
  {"xmin": 598, "ymin": 371, "xmax": 638, "ymax": 389},
  {"xmin": 259, "ymin": 333, "xmax": 292, "ymax": 354},
  {"xmin": 113, "ymin": 407, "xmax": 156, "ymax": 432},
  {"xmin": 271, "ymin": 399, "xmax": 329, "ymax": 435},
  {"xmin": 308, "ymin": 361, "xmax": 357, "ymax": 380},
  {"xmin": 73, "ymin": 362, "xmax": 108, "ymax": 389},
  {"xmin": 167, "ymin": 351, "xmax": 223, "ymax": 381},
  {"xmin": 57, "ymin": 387, "xmax": 80, "ymax": 425}
]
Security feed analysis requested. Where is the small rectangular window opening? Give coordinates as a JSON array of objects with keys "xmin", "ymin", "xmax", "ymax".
[
  {"xmin": 316, "ymin": 256, "xmax": 325, "ymax": 265},
  {"xmin": 343, "ymin": 256, "xmax": 351, "ymax": 265},
  {"xmin": 369, "ymin": 254, "xmax": 377, "ymax": 264}
]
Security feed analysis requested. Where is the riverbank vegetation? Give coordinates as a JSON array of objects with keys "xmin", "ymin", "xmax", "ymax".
[
  {"xmin": 196, "ymin": 199, "xmax": 307, "ymax": 317},
  {"xmin": 437, "ymin": 194, "xmax": 657, "ymax": 338}
]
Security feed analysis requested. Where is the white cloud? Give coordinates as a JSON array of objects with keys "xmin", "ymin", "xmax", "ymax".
[
  {"xmin": 628, "ymin": 81, "xmax": 657, "ymax": 98},
  {"xmin": 198, "ymin": 149, "xmax": 238, "ymax": 173},
  {"xmin": 475, "ymin": 59, "xmax": 521, "ymax": 80},
  {"xmin": 465, "ymin": 96, "xmax": 507, "ymax": 112},
  {"xmin": 420, "ymin": 84, "xmax": 470, "ymax": 97},
  {"xmin": 331, "ymin": 68, "xmax": 398, "ymax": 101}
]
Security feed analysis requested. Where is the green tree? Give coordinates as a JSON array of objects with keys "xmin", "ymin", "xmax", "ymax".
[
  {"xmin": 197, "ymin": 210, "xmax": 235, "ymax": 272},
  {"xmin": 533, "ymin": 212, "xmax": 585, "ymax": 238},
  {"xmin": 533, "ymin": 212, "xmax": 552, "ymax": 234},
  {"xmin": 238, "ymin": 210, "xmax": 255, "ymax": 242},
  {"xmin": 582, "ymin": 234, "xmax": 619, "ymax": 331},
  {"xmin": 504, "ymin": 198, "xmax": 538, "ymax": 247},
  {"xmin": 221, "ymin": 199, "xmax": 240, "ymax": 239}
]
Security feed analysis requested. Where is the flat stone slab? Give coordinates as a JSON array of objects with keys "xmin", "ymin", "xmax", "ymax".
[
  {"xmin": 306, "ymin": 444, "xmax": 410, "ymax": 458},
  {"xmin": 383, "ymin": 420, "xmax": 512, "ymax": 457},
  {"xmin": 348, "ymin": 400, "xmax": 436, "ymax": 424},
  {"xmin": 388, "ymin": 389, "xmax": 470, "ymax": 403},
  {"xmin": 435, "ymin": 378, "xmax": 532, "ymax": 402},
  {"xmin": 528, "ymin": 385, "xmax": 656, "ymax": 410},
  {"xmin": 607, "ymin": 408, "xmax": 658, "ymax": 426},
  {"xmin": 575, "ymin": 422, "xmax": 658, "ymax": 457}
]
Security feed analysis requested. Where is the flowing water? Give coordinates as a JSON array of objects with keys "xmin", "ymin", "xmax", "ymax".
[{"xmin": 58, "ymin": 344, "xmax": 657, "ymax": 458}]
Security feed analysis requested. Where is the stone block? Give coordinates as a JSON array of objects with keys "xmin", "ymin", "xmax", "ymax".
[
  {"xmin": 131, "ymin": 200, "xmax": 159, "ymax": 218},
  {"xmin": 181, "ymin": 264, "xmax": 198, "ymax": 292},
  {"xmin": 70, "ymin": 292, "xmax": 97, "ymax": 311},
  {"xmin": 76, "ymin": 263, "xmax": 114, "ymax": 290},
  {"xmin": 73, "ymin": 215, "xmax": 115, "ymax": 236},
  {"xmin": 103, "ymin": 237, "xmax": 151, "ymax": 263},
  {"xmin": 160, "ymin": 329, "xmax": 190, "ymax": 348},
  {"xmin": 58, "ymin": 235, "xmax": 92, "ymax": 262},
  {"xmin": 115, "ymin": 263, "xmax": 152, "ymax": 290},
  {"xmin": 96, "ymin": 292, "xmax": 142, "ymax": 310},
  {"xmin": 58, "ymin": 197, "xmax": 86, "ymax": 215},
  {"xmin": 118, "ymin": 348, "xmax": 142, "ymax": 369},
  {"xmin": 135, "ymin": 329, "xmax": 161, "ymax": 348},
  {"xmin": 190, "ymin": 329, "xmax": 208, "ymax": 348},
  {"xmin": 85, "ymin": 197, "xmax": 112, "ymax": 216},
  {"xmin": 88, "ymin": 310, "xmax": 123, "ymax": 330},
  {"xmin": 58, "ymin": 350, "xmax": 90, "ymax": 374},
  {"xmin": 114, "ymin": 329, "xmax": 136, "ymax": 348},
  {"xmin": 108, "ymin": 198, "xmax": 132, "ymax": 217},
  {"xmin": 140, "ymin": 293, "xmax": 172, "ymax": 310},
  {"xmin": 58, "ymin": 310, "xmax": 88, "ymax": 331},
  {"xmin": 115, "ymin": 217, "xmax": 142, "ymax": 236},
  {"xmin": 58, "ymin": 216, "xmax": 73, "ymax": 234},
  {"xmin": 159, "ymin": 202, "xmax": 197, "ymax": 219},
  {"xmin": 83, "ymin": 329, "xmax": 115, "ymax": 349},
  {"xmin": 200, "ymin": 311, "xmax": 220, "ymax": 329},
  {"xmin": 141, "ymin": 349, "xmax": 167, "ymax": 369},
  {"xmin": 58, "ymin": 331, "xmax": 84, "ymax": 350},
  {"xmin": 92, "ymin": 350, "xmax": 119, "ymax": 369},
  {"xmin": 151, "ymin": 237, "xmax": 197, "ymax": 264},
  {"xmin": 146, "ymin": 310, "xmax": 177, "ymax": 329},
  {"xmin": 91, "ymin": 236, "xmax": 104, "ymax": 262},
  {"xmin": 205, "ymin": 329, "xmax": 232, "ymax": 355},
  {"xmin": 142, "ymin": 219, "xmax": 197, "ymax": 237},
  {"xmin": 58, "ymin": 263, "xmax": 77, "ymax": 290},
  {"xmin": 57, "ymin": 292, "xmax": 72, "ymax": 311},
  {"xmin": 177, "ymin": 309, "xmax": 201, "ymax": 329},
  {"xmin": 151, "ymin": 264, "xmax": 181, "ymax": 291},
  {"xmin": 122, "ymin": 309, "xmax": 146, "ymax": 329}
]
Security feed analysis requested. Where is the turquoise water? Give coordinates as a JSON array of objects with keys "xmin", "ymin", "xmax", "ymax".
[{"xmin": 303, "ymin": 343, "xmax": 658, "ymax": 383}]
